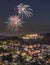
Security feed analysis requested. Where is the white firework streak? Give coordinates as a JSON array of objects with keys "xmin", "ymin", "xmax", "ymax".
[
  {"xmin": 7, "ymin": 15, "xmax": 23, "ymax": 31},
  {"xmin": 16, "ymin": 3, "xmax": 33, "ymax": 18}
]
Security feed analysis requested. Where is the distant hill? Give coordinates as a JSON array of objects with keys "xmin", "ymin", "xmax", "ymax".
[
  {"xmin": 0, "ymin": 33, "xmax": 50, "ymax": 45},
  {"xmin": 0, "ymin": 36, "xmax": 21, "ymax": 40},
  {"xmin": 43, "ymin": 33, "xmax": 50, "ymax": 41}
]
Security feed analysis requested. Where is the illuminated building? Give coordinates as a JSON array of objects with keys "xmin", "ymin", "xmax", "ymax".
[{"xmin": 22, "ymin": 34, "xmax": 43, "ymax": 39}]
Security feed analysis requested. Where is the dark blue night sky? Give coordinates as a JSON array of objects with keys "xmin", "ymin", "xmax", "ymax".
[{"xmin": 0, "ymin": 0, "xmax": 50, "ymax": 36}]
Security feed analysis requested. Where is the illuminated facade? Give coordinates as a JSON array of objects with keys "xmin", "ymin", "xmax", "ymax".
[{"xmin": 22, "ymin": 34, "xmax": 43, "ymax": 39}]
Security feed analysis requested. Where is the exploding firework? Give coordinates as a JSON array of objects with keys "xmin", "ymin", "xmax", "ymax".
[
  {"xmin": 7, "ymin": 15, "xmax": 23, "ymax": 31},
  {"xmin": 5, "ymin": 3, "xmax": 33, "ymax": 31},
  {"xmin": 16, "ymin": 3, "xmax": 33, "ymax": 18}
]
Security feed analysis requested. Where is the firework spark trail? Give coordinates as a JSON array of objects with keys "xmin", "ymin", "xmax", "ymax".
[
  {"xmin": 5, "ymin": 3, "xmax": 33, "ymax": 31},
  {"xmin": 15, "ymin": 3, "xmax": 33, "ymax": 18},
  {"xmin": 6, "ymin": 15, "xmax": 23, "ymax": 31}
]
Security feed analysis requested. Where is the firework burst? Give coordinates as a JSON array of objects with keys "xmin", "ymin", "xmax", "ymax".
[
  {"xmin": 7, "ymin": 15, "xmax": 23, "ymax": 31},
  {"xmin": 15, "ymin": 3, "xmax": 33, "ymax": 18},
  {"xmin": 5, "ymin": 3, "xmax": 33, "ymax": 32}
]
